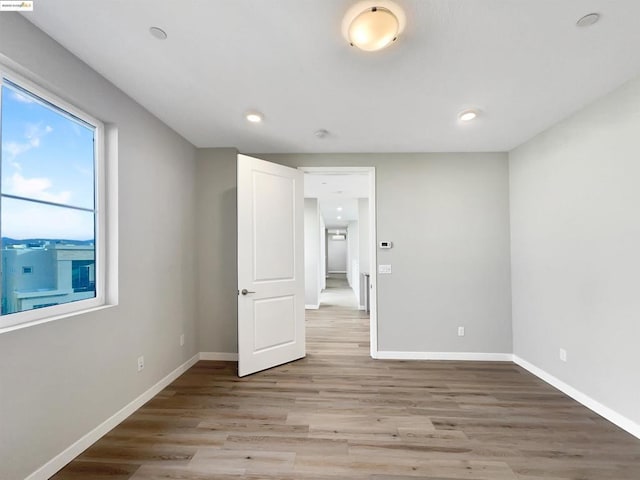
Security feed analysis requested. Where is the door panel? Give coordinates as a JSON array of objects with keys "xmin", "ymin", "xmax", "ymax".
[
  {"xmin": 253, "ymin": 295, "xmax": 296, "ymax": 351},
  {"xmin": 238, "ymin": 154, "xmax": 305, "ymax": 377},
  {"xmin": 253, "ymin": 170, "xmax": 295, "ymax": 281}
]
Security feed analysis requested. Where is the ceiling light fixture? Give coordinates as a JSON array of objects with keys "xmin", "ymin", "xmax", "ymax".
[
  {"xmin": 342, "ymin": 1, "xmax": 406, "ymax": 52},
  {"xmin": 149, "ymin": 27, "xmax": 167, "ymax": 40},
  {"xmin": 245, "ymin": 112, "xmax": 263, "ymax": 123},
  {"xmin": 576, "ymin": 13, "xmax": 600, "ymax": 27},
  {"xmin": 337, "ymin": 207, "xmax": 343, "ymax": 211},
  {"xmin": 337, "ymin": 216, "xmax": 342, "ymax": 220},
  {"xmin": 458, "ymin": 109, "xmax": 479, "ymax": 122}
]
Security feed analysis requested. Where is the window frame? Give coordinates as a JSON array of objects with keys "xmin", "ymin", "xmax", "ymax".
[{"xmin": 0, "ymin": 65, "xmax": 107, "ymax": 332}]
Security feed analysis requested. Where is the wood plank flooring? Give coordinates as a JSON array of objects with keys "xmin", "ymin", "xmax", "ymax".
[{"xmin": 52, "ymin": 277, "xmax": 640, "ymax": 479}]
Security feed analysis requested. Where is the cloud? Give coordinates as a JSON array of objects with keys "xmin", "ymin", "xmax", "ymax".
[
  {"xmin": 74, "ymin": 164, "xmax": 94, "ymax": 179},
  {"xmin": 5, "ymin": 172, "xmax": 72, "ymax": 204},
  {"xmin": 11, "ymin": 91, "xmax": 34, "ymax": 104},
  {"xmin": 70, "ymin": 123, "xmax": 83, "ymax": 137},
  {"xmin": 1, "ymin": 122, "xmax": 53, "ymax": 160},
  {"xmin": 25, "ymin": 123, "xmax": 53, "ymax": 145},
  {"xmin": 2, "ymin": 141, "xmax": 32, "ymax": 158}
]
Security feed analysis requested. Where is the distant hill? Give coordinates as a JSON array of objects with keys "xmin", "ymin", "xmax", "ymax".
[{"xmin": 1, "ymin": 237, "xmax": 94, "ymax": 247}]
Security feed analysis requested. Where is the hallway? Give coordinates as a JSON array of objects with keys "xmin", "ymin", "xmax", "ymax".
[{"xmin": 306, "ymin": 272, "xmax": 370, "ymax": 359}]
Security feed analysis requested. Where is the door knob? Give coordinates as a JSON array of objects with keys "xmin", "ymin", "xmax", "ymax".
[{"xmin": 241, "ymin": 289, "xmax": 255, "ymax": 295}]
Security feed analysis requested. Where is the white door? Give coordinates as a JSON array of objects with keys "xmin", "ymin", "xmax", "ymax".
[{"xmin": 237, "ymin": 154, "xmax": 305, "ymax": 377}]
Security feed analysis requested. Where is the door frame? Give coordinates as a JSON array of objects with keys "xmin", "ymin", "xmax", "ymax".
[{"xmin": 298, "ymin": 166, "xmax": 378, "ymax": 358}]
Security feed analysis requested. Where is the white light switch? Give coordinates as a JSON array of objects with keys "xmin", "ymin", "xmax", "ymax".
[{"xmin": 378, "ymin": 264, "xmax": 392, "ymax": 274}]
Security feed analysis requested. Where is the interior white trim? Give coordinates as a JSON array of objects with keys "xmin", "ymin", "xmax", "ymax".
[
  {"xmin": 513, "ymin": 355, "xmax": 640, "ymax": 440},
  {"xmin": 305, "ymin": 304, "xmax": 320, "ymax": 310},
  {"xmin": 199, "ymin": 352, "xmax": 239, "ymax": 361},
  {"xmin": 24, "ymin": 353, "xmax": 200, "ymax": 480},
  {"xmin": 298, "ymin": 166, "xmax": 378, "ymax": 359},
  {"xmin": 375, "ymin": 351, "xmax": 514, "ymax": 361},
  {"xmin": 367, "ymin": 168, "xmax": 377, "ymax": 358}
]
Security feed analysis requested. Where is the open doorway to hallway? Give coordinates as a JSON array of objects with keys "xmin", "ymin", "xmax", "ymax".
[
  {"xmin": 306, "ymin": 271, "xmax": 371, "ymax": 358},
  {"xmin": 322, "ymin": 273, "xmax": 362, "ymax": 309},
  {"xmin": 301, "ymin": 168, "xmax": 377, "ymax": 357}
]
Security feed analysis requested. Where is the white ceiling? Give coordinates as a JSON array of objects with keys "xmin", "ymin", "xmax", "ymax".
[
  {"xmin": 304, "ymin": 173, "xmax": 369, "ymax": 228},
  {"xmin": 320, "ymin": 198, "xmax": 359, "ymax": 229},
  {"xmin": 23, "ymin": 0, "xmax": 640, "ymax": 153}
]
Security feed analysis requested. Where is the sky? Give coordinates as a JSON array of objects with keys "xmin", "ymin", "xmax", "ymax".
[{"xmin": 1, "ymin": 82, "xmax": 96, "ymax": 240}]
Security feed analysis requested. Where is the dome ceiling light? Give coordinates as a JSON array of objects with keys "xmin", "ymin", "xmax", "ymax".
[{"xmin": 342, "ymin": 1, "xmax": 406, "ymax": 52}]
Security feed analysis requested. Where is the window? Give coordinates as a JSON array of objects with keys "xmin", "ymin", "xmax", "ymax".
[{"xmin": 0, "ymin": 69, "xmax": 105, "ymax": 330}]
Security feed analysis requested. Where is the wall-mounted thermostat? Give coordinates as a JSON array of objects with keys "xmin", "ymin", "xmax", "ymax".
[{"xmin": 379, "ymin": 241, "xmax": 393, "ymax": 249}]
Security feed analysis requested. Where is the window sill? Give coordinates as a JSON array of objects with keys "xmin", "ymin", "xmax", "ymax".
[{"xmin": 0, "ymin": 304, "xmax": 117, "ymax": 335}]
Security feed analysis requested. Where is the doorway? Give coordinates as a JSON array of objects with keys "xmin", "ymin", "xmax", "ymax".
[{"xmin": 301, "ymin": 167, "xmax": 377, "ymax": 357}]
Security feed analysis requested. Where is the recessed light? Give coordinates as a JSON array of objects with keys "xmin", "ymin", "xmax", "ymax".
[
  {"xmin": 337, "ymin": 216, "xmax": 342, "ymax": 220},
  {"xmin": 246, "ymin": 112, "xmax": 263, "ymax": 123},
  {"xmin": 576, "ymin": 13, "xmax": 600, "ymax": 27},
  {"xmin": 149, "ymin": 27, "xmax": 167, "ymax": 40},
  {"xmin": 458, "ymin": 109, "xmax": 479, "ymax": 122},
  {"xmin": 337, "ymin": 207, "xmax": 343, "ymax": 211}
]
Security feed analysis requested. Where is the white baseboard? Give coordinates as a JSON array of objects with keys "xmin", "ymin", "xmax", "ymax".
[
  {"xmin": 513, "ymin": 355, "xmax": 640, "ymax": 440},
  {"xmin": 358, "ymin": 305, "xmax": 366, "ymax": 311},
  {"xmin": 26, "ymin": 350, "xmax": 640, "ymax": 480},
  {"xmin": 305, "ymin": 304, "xmax": 320, "ymax": 310},
  {"xmin": 199, "ymin": 351, "xmax": 238, "ymax": 361},
  {"xmin": 25, "ymin": 353, "xmax": 200, "ymax": 480},
  {"xmin": 375, "ymin": 351, "xmax": 514, "ymax": 362},
  {"xmin": 328, "ymin": 271, "xmax": 347, "ymax": 274}
]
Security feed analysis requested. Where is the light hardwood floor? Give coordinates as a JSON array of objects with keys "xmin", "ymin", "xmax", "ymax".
[{"xmin": 53, "ymin": 276, "xmax": 640, "ymax": 479}]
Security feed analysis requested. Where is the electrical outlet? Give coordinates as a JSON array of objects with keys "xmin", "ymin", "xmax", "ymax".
[
  {"xmin": 180, "ymin": 334, "xmax": 185, "ymax": 347},
  {"xmin": 559, "ymin": 348, "xmax": 567, "ymax": 362},
  {"xmin": 457, "ymin": 326, "xmax": 465, "ymax": 337},
  {"xmin": 137, "ymin": 356, "xmax": 145, "ymax": 371}
]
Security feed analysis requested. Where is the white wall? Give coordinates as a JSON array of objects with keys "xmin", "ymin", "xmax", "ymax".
[
  {"xmin": 510, "ymin": 75, "xmax": 640, "ymax": 428},
  {"xmin": 358, "ymin": 198, "xmax": 370, "ymax": 308},
  {"xmin": 0, "ymin": 14, "xmax": 198, "ymax": 480},
  {"xmin": 347, "ymin": 220, "xmax": 359, "ymax": 299},
  {"xmin": 304, "ymin": 198, "xmax": 321, "ymax": 308},
  {"xmin": 327, "ymin": 233, "xmax": 348, "ymax": 273},
  {"xmin": 319, "ymin": 215, "xmax": 326, "ymax": 291},
  {"xmin": 263, "ymin": 153, "xmax": 512, "ymax": 355},
  {"xmin": 195, "ymin": 148, "xmax": 238, "ymax": 353}
]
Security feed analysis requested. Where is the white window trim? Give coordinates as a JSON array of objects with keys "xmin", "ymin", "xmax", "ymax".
[{"xmin": 0, "ymin": 64, "xmax": 109, "ymax": 333}]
